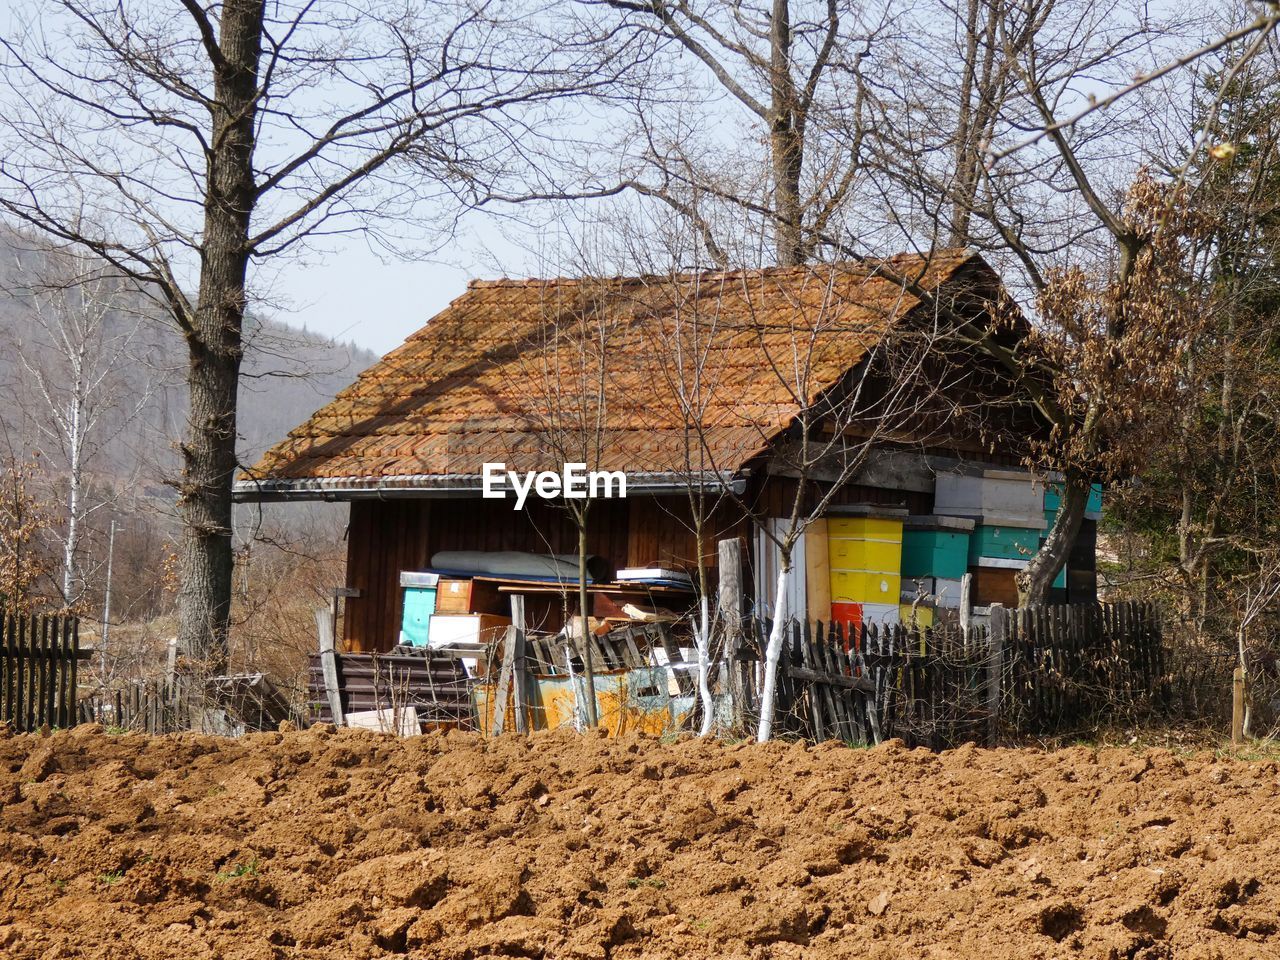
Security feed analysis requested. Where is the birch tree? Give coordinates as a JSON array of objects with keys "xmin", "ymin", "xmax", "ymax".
[
  {"xmin": 4, "ymin": 247, "xmax": 150, "ymax": 609},
  {"xmin": 666, "ymin": 258, "xmax": 980, "ymax": 741}
]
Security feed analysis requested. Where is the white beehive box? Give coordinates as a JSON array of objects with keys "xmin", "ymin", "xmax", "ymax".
[{"xmin": 935, "ymin": 468, "xmax": 1044, "ymax": 529}]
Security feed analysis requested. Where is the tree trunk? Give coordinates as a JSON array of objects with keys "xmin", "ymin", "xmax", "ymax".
[
  {"xmin": 1018, "ymin": 478, "xmax": 1088, "ymax": 605},
  {"xmin": 769, "ymin": 0, "xmax": 805, "ymax": 266},
  {"xmin": 696, "ymin": 593, "xmax": 714, "ymax": 736},
  {"xmin": 756, "ymin": 556, "xmax": 791, "ymax": 742},
  {"xmin": 176, "ymin": 0, "xmax": 263, "ymax": 676},
  {"xmin": 576, "ymin": 521, "xmax": 599, "ymax": 727},
  {"xmin": 950, "ymin": 0, "xmax": 981, "ymax": 245},
  {"xmin": 62, "ymin": 393, "xmax": 82, "ymax": 606}
]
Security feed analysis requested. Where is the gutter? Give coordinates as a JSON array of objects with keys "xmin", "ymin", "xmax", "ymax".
[{"xmin": 232, "ymin": 470, "xmax": 749, "ymax": 503}]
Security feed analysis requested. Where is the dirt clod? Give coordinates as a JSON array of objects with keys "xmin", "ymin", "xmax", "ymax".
[{"xmin": 0, "ymin": 729, "xmax": 1277, "ymax": 958}]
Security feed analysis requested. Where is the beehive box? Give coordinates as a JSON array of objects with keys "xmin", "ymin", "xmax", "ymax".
[
  {"xmin": 970, "ymin": 565, "xmax": 1019, "ymax": 607},
  {"xmin": 898, "ymin": 604, "xmax": 934, "ymax": 630},
  {"xmin": 860, "ymin": 602, "xmax": 900, "ymax": 627},
  {"xmin": 830, "ymin": 569, "xmax": 900, "ymax": 604},
  {"xmin": 830, "ymin": 601, "xmax": 862, "ymax": 633},
  {"xmin": 827, "ymin": 513, "xmax": 903, "ymax": 605},
  {"xmin": 935, "ymin": 469, "xmax": 1044, "ymax": 527},
  {"xmin": 901, "ymin": 516, "xmax": 972, "ymax": 579},
  {"xmin": 900, "ymin": 576, "xmax": 965, "ymax": 609},
  {"xmin": 969, "ymin": 524, "xmax": 1042, "ymax": 564},
  {"xmin": 1043, "ymin": 482, "xmax": 1104, "ymax": 519}
]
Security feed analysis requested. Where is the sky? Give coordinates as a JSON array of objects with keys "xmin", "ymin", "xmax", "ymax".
[
  {"xmin": 263, "ymin": 213, "xmax": 564, "ymax": 357},
  {"xmin": 268, "ymin": 243, "xmax": 476, "ymax": 357}
]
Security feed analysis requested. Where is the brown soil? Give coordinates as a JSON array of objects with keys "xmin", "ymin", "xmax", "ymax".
[{"xmin": 0, "ymin": 725, "xmax": 1276, "ymax": 960}]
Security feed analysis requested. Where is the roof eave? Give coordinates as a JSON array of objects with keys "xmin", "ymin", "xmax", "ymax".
[{"xmin": 232, "ymin": 470, "xmax": 749, "ymax": 503}]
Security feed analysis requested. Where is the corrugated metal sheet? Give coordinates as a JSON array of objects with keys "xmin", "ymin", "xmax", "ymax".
[{"xmin": 243, "ymin": 252, "xmax": 978, "ymax": 487}]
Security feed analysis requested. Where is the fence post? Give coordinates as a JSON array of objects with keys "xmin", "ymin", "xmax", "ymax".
[
  {"xmin": 986, "ymin": 603, "xmax": 1007, "ymax": 746},
  {"xmin": 718, "ymin": 537, "xmax": 745, "ymax": 730},
  {"xmin": 959, "ymin": 572, "xmax": 974, "ymax": 647},
  {"xmin": 492, "ymin": 625, "xmax": 519, "ymax": 736},
  {"xmin": 1232, "ymin": 666, "xmax": 1246, "ymax": 743},
  {"xmin": 510, "ymin": 594, "xmax": 528, "ymax": 735},
  {"xmin": 315, "ymin": 606, "xmax": 345, "ymax": 725}
]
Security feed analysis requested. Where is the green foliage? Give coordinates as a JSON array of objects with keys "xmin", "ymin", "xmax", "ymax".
[
  {"xmin": 1109, "ymin": 57, "xmax": 1280, "ymax": 654},
  {"xmin": 216, "ymin": 859, "xmax": 260, "ymax": 883}
]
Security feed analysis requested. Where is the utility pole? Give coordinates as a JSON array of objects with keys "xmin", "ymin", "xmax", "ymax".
[{"xmin": 100, "ymin": 518, "xmax": 115, "ymax": 672}]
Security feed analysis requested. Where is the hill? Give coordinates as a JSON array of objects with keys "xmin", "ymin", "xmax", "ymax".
[{"xmin": 0, "ymin": 226, "xmax": 379, "ymax": 488}]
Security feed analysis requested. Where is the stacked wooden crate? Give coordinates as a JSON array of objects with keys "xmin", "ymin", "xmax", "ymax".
[{"xmin": 398, "ymin": 571, "xmax": 510, "ymax": 650}]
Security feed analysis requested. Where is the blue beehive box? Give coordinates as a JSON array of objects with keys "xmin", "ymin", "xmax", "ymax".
[
  {"xmin": 901, "ymin": 516, "xmax": 973, "ymax": 580},
  {"xmin": 399, "ymin": 572, "xmax": 439, "ymax": 647}
]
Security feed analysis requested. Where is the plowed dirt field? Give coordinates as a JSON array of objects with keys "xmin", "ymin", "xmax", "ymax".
[{"xmin": 0, "ymin": 725, "xmax": 1275, "ymax": 959}]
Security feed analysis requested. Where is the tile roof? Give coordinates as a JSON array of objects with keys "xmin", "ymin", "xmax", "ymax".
[{"xmin": 240, "ymin": 251, "xmax": 981, "ymax": 494}]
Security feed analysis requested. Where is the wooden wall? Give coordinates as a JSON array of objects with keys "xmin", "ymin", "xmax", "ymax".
[
  {"xmin": 341, "ymin": 494, "xmax": 748, "ymax": 652},
  {"xmin": 339, "ymin": 462, "xmax": 1075, "ymax": 652}
]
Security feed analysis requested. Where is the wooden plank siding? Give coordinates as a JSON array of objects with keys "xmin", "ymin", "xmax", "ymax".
[
  {"xmin": 341, "ymin": 458, "xmax": 1045, "ymax": 653},
  {"xmin": 342, "ymin": 494, "xmax": 749, "ymax": 652}
]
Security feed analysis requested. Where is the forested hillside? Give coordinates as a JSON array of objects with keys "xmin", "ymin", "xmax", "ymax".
[
  {"xmin": 0, "ymin": 226, "xmax": 376, "ymax": 632},
  {"xmin": 0, "ymin": 227, "xmax": 378, "ymax": 483}
]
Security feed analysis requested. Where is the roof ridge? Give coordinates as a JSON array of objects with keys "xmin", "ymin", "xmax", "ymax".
[{"xmin": 464, "ymin": 249, "xmax": 974, "ymax": 290}]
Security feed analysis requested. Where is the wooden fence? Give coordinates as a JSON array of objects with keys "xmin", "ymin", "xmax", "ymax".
[
  {"xmin": 735, "ymin": 618, "xmax": 991, "ymax": 748},
  {"xmin": 734, "ymin": 599, "xmax": 1164, "ymax": 747},
  {"xmin": 78, "ymin": 673, "xmax": 294, "ymax": 734},
  {"xmin": 0, "ymin": 607, "xmax": 89, "ymax": 731},
  {"xmin": 998, "ymin": 600, "xmax": 1165, "ymax": 735},
  {"xmin": 77, "ymin": 679, "xmax": 181, "ymax": 733}
]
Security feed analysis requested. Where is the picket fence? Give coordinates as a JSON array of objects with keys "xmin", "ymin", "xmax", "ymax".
[
  {"xmin": 0, "ymin": 607, "xmax": 88, "ymax": 731},
  {"xmin": 733, "ymin": 600, "xmax": 1164, "ymax": 747}
]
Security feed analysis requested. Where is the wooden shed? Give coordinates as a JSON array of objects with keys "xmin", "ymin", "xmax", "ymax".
[{"xmin": 236, "ymin": 251, "xmax": 1096, "ymax": 653}]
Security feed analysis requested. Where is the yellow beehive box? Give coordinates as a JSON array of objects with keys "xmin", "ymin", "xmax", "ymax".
[
  {"xmin": 898, "ymin": 604, "xmax": 934, "ymax": 630},
  {"xmin": 827, "ymin": 516, "xmax": 903, "ymax": 543},
  {"xmin": 828, "ymin": 536, "xmax": 902, "ymax": 573},
  {"xmin": 830, "ymin": 570, "xmax": 901, "ymax": 603}
]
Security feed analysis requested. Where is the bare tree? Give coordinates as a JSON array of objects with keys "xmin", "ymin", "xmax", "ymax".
[
  {"xmin": 847, "ymin": 0, "xmax": 1245, "ymax": 601},
  {"xmin": 0, "ymin": 441, "xmax": 53, "ymax": 612},
  {"xmin": 633, "ymin": 273, "xmax": 737, "ymax": 736},
  {"xmin": 0, "ymin": 0, "xmax": 627, "ymax": 671},
  {"xmin": 501, "ymin": 259, "xmax": 637, "ymax": 729},
  {"xmin": 581, "ymin": 0, "xmax": 885, "ymax": 267},
  {"xmin": 3, "ymin": 245, "xmax": 151, "ymax": 609},
  {"xmin": 650, "ymin": 257, "xmax": 981, "ymax": 741}
]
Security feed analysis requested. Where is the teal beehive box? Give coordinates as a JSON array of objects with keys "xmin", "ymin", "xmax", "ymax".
[
  {"xmin": 399, "ymin": 572, "xmax": 439, "ymax": 648},
  {"xmin": 902, "ymin": 516, "xmax": 973, "ymax": 580},
  {"xmin": 969, "ymin": 524, "xmax": 1042, "ymax": 564},
  {"xmin": 1043, "ymin": 483, "xmax": 1103, "ymax": 515}
]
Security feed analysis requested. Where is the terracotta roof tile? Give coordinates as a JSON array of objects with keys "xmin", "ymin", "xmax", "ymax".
[{"xmin": 243, "ymin": 252, "xmax": 977, "ymax": 485}]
